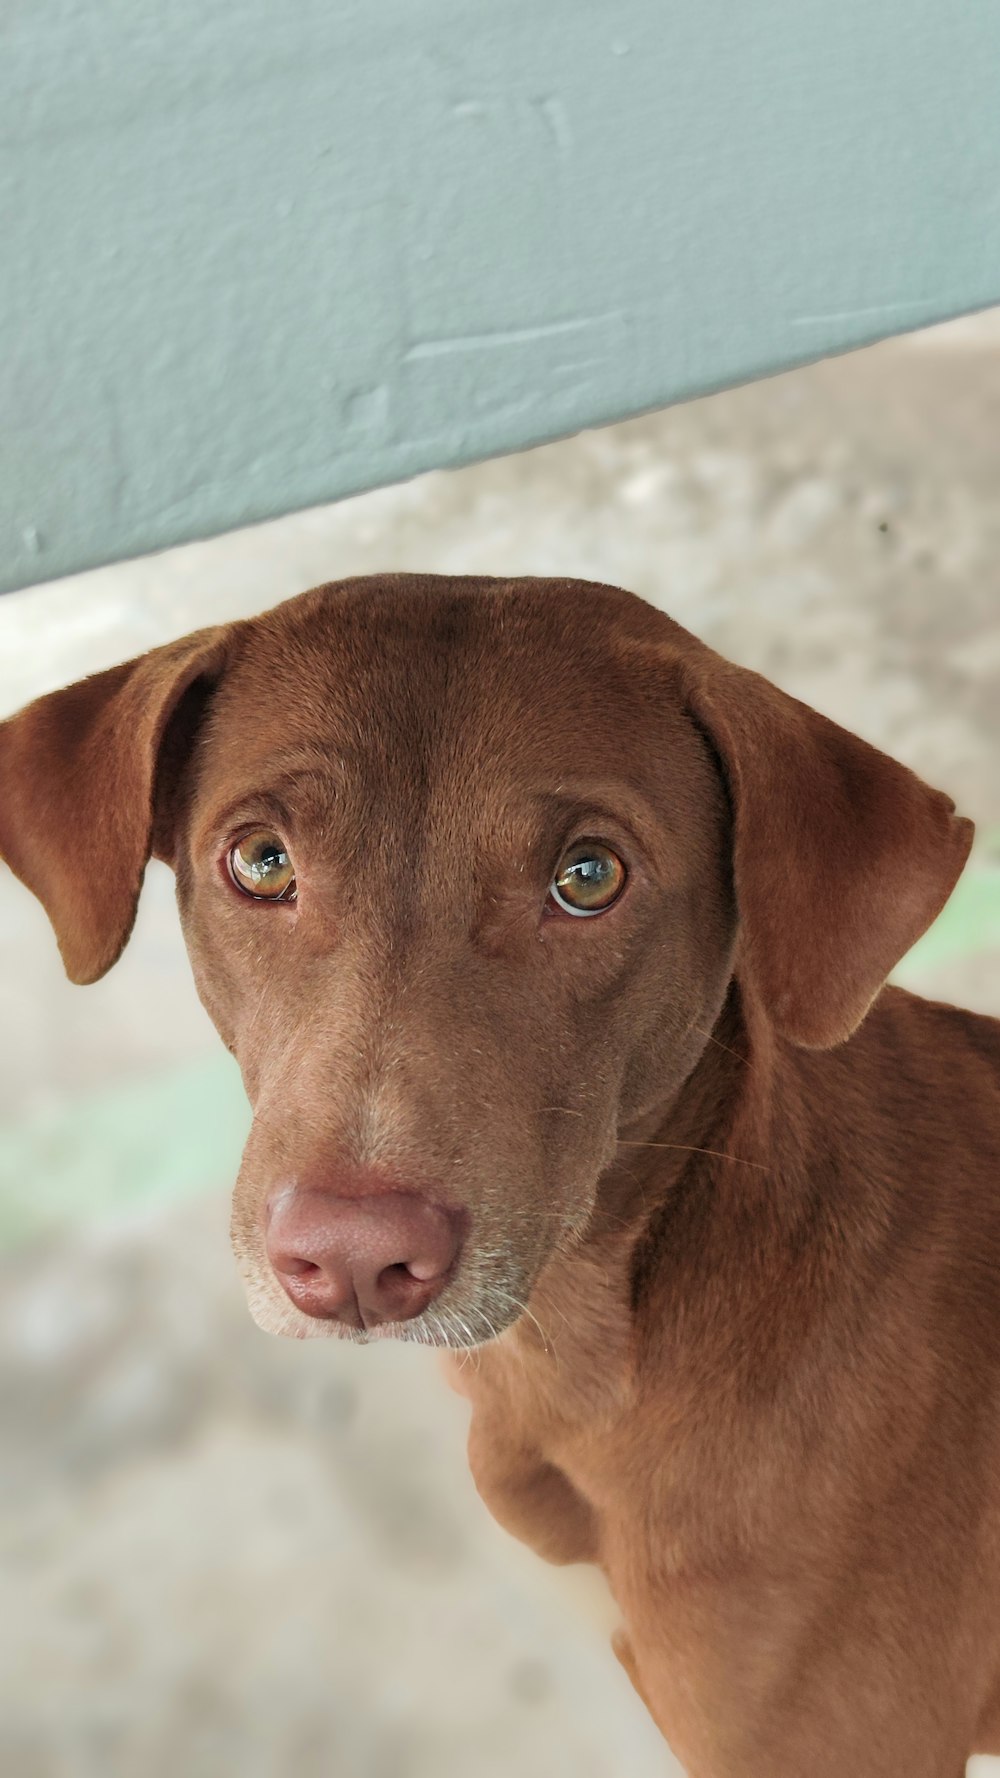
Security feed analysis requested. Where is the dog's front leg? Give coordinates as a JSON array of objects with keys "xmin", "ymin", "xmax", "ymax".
[{"xmin": 465, "ymin": 1412, "xmax": 599, "ymax": 1567}]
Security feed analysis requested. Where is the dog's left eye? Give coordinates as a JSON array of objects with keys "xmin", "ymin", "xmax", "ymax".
[
  {"xmin": 228, "ymin": 830, "xmax": 297, "ymax": 902},
  {"xmin": 550, "ymin": 842, "xmax": 626, "ymax": 917}
]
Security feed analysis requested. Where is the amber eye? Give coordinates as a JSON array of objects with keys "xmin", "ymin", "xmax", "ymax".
[
  {"xmin": 550, "ymin": 841, "xmax": 626, "ymax": 917},
  {"xmin": 228, "ymin": 831, "xmax": 297, "ymax": 901}
]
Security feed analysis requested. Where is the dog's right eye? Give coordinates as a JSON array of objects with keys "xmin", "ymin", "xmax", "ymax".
[
  {"xmin": 550, "ymin": 841, "xmax": 626, "ymax": 917},
  {"xmin": 228, "ymin": 831, "xmax": 297, "ymax": 902}
]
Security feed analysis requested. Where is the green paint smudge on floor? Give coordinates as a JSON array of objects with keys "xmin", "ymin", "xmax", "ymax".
[{"xmin": 0, "ymin": 1053, "xmax": 249, "ymax": 1250}]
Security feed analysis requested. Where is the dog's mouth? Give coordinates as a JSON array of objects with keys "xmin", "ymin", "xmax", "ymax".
[
  {"xmin": 253, "ymin": 1287, "xmax": 525, "ymax": 1350},
  {"xmin": 333, "ymin": 1300, "xmax": 511, "ymax": 1349},
  {"xmin": 282, "ymin": 1262, "xmax": 503, "ymax": 1348},
  {"xmin": 236, "ymin": 1227, "xmax": 538, "ymax": 1349}
]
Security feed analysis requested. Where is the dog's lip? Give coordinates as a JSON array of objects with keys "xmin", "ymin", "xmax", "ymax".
[{"xmin": 357, "ymin": 1295, "xmax": 509, "ymax": 1348}]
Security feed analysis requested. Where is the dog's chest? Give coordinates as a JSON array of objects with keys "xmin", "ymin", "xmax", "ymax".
[{"xmin": 455, "ymin": 1236, "xmax": 642, "ymax": 1493}]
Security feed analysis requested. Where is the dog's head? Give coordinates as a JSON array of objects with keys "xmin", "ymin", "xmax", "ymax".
[{"xmin": 0, "ymin": 576, "xmax": 973, "ymax": 1344}]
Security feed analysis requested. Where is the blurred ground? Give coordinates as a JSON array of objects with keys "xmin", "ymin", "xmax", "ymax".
[{"xmin": 2, "ymin": 308, "xmax": 1000, "ymax": 1777}]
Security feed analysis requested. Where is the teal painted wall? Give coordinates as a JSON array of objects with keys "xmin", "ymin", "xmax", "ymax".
[{"xmin": 3, "ymin": 0, "xmax": 1000, "ymax": 595}]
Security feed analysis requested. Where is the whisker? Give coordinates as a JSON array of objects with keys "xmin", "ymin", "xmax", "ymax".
[
  {"xmin": 436, "ymin": 1303, "xmax": 463, "ymax": 1354},
  {"xmin": 422, "ymin": 1310, "xmax": 446, "ymax": 1349},
  {"xmin": 495, "ymin": 1278, "xmax": 574, "ymax": 1349},
  {"xmin": 454, "ymin": 1308, "xmax": 482, "ymax": 1352},
  {"xmin": 495, "ymin": 1291, "xmax": 552, "ymax": 1354},
  {"xmin": 692, "ymin": 1025, "xmax": 754, "ymax": 1070},
  {"xmin": 617, "ymin": 1138, "xmax": 767, "ymax": 1171}
]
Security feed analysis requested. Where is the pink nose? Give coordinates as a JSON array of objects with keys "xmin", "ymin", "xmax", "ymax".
[{"xmin": 265, "ymin": 1185, "xmax": 463, "ymax": 1329}]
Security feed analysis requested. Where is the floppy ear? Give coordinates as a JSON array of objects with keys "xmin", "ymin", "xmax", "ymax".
[
  {"xmin": 0, "ymin": 624, "xmax": 236, "ymax": 986},
  {"xmin": 676, "ymin": 643, "xmax": 974, "ymax": 1049}
]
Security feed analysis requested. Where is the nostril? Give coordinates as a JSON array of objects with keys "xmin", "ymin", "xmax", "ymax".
[
  {"xmin": 399, "ymin": 1256, "xmax": 447, "ymax": 1283},
  {"xmin": 272, "ymin": 1253, "xmax": 323, "ymax": 1279},
  {"xmin": 379, "ymin": 1257, "xmax": 447, "ymax": 1287}
]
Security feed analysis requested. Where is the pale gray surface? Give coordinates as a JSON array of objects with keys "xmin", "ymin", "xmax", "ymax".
[
  {"xmin": 1, "ymin": 312, "xmax": 999, "ymax": 1776},
  {"xmin": 4, "ymin": 1, "xmax": 1000, "ymax": 593},
  {"xmin": 0, "ymin": 1196, "xmax": 667, "ymax": 1778}
]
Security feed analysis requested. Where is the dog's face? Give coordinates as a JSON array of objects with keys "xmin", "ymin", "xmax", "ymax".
[
  {"xmin": 170, "ymin": 582, "xmax": 736, "ymax": 1342},
  {"xmin": 0, "ymin": 575, "xmax": 973, "ymax": 1346}
]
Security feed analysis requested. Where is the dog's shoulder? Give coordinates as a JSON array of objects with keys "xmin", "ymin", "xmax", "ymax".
[{"xmin": 874, "ymin": 981, "xmax": 1000, "ymax": 1075}]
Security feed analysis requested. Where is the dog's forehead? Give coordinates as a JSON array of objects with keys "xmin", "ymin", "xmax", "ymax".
[
  {"xmin": 255, "ymin": 574, "xmax": 650, "ymax": 686},
  {"xmin": 210, "ymin": 577, "xmax": 674, "ymax": 787}
]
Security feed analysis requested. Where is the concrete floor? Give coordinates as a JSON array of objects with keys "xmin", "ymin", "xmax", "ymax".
[{"xmin": 1, "ymin": 308, "xmax": 1000, "ymax": 1777}]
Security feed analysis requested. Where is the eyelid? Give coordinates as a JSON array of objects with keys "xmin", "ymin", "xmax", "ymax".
[
  {"xmin": 204, "ymin": 789, "xmax": 298, "ymax": 860},
  {"xmin": 222, "ymin": 812, "xmax": 292, "ymax": 850}
]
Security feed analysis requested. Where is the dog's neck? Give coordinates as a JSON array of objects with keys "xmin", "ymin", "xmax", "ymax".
[
  {"xmin": 592, "ymin": 980, "xmax": 763, "ymax": 1239},
  {"xmin": 457, "ymin": 982, "xmax": 768, "ymax": 1425},
  {"xmin": 461, "ymin": 978, "xmax": 889, "ymax": 1441}
]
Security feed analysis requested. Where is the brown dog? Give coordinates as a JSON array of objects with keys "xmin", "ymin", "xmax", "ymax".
[{"xmin": 2, "ymin": 574, "xmax": 998, "ymax": 1776}]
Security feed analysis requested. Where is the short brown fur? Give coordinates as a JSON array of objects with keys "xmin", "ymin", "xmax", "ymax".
[{"xmin": 2, "ymin": 574, "xmax": 997, "ymax": 1776}]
